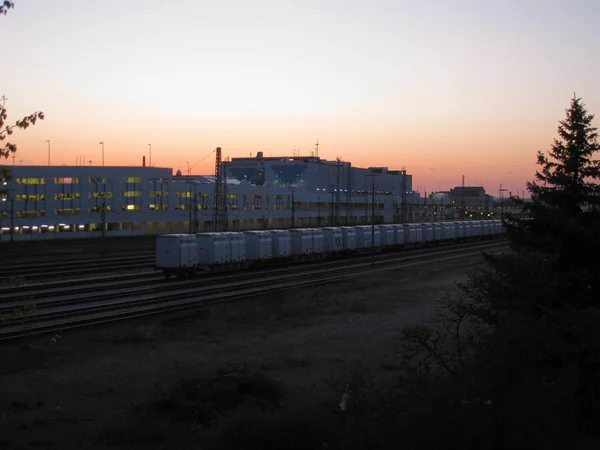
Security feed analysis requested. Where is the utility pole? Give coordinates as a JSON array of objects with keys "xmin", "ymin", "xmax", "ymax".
[
  {"xmin": 461, "ymin": 174, "xmax": 465, "ymax": 220},
  {"xmin": 291, "ymin": 187, "xmax": 296, "ymax": 228},
  {"xmin": 189, "ymin": 184, "xmax": 193, "ymax": 234},
  {"xmin": 335, "ymin": 158, "xmax": 341, "ymax": 225},
  {"xmin": 10, "ymin": 191, "xmax": 14, "ymax": 244},
  {"xmin": 367, "ymin": 173, "xmax": 379, "ymax": 266},
  {"xmin": 499, "ymin": 184, "xmax": 507, "ymax": 219},
  {"xmin": 316, "ymin": 196, "xmax": 321, "ymax": 227},
  {"xmin": 213, "ymin": 147, "xmax": 226, "ymax": 232},
  {"xmin": 401, "ymin": 167, "xmax": 407, "ymax": 223},
  {"xmin": 101, "ymin": 201, "xmax": 107, "ymax": 239},
  {"xmin": 328, "ymin": 184, "xmax": 335, "ymax": 226}
]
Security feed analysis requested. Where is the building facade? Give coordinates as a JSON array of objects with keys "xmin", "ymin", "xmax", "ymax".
[{"xmin": 1, "ymin": 164, "xmax": 423, "ymax": 241}]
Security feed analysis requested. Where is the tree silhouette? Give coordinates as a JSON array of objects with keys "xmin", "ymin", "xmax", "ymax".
[{"xmin": 1, "ymin": 2, "xmax": 45, "ymax": 192}]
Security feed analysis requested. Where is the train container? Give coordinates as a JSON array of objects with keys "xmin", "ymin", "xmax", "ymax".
[
  {"xmin": 403, "ymin": 223, "xmax": 423, "ymax": 244},
  {"xmin": 156, "ymin": 234, "xmax": 198, "ymax": 277},
  {"xmin": 462, "ymin": 221, "xmax": 473, "ymax": 238},
  {"xmin": 355, "ymin": 226, "xmax": 380, "ymax": 249},
  {"xmin": 432, "ymin": 223, "xmax": 443, "ymax": 241},
  {"xmin": 269, "ymin": 230, "xmax": 291, "ymax": 258},
  {"xmin": 289, "ymin": 228, "xmax": 313, "ymax": 256},
  {"xmin": 244, "ymin": 231, "xmax": 273, "ymax": 260},
  {"xmin": 195, "ymin": 232, "xmax": 230, "ymax": 266},
  {"xmin": 310, "ymin": 228, "xmax": 325, "ymax": 254},
  {"xmin": 391, "ymin": 224, "xmax": 405, "ymax": 245},
  {"xmin": 471, "ymin": 221, "xmax": 482, "ymax": 237},
  {"xmin": 440, "ymin": 222, "xmax": 454, "ymax": 240},
  {"xmin": 494, "ymin": 220, "xmax": 504, "ymax": 234},
  {"xmin": 377, "ymin": 225, "xmax": 396, "ymax": 246},
  {"xmin": 454, "ymin": 222, "xmax": 466, "ymax": 239},
  {"xmin": 340, "ymin": 226, "xmax": 357, "ymax": 250},
  {"xmin": 485, "ymin": 220, "xmax": 496, "ymax": 235},
  {"xmin": 227, "ymin": 232, "xmax": 247, "ymax": 263},
  {"xmin": 420, "ymin": 223, "xmax": 434, "ymax": 243},
  {"xmin": 322, "ymin": 227, "xmax": 343, "ymax": 252}
]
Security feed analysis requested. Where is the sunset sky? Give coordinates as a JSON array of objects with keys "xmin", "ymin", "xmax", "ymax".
[{"xmin": 3, "ymin": 0, "xmax": 600, "ymax": 196}]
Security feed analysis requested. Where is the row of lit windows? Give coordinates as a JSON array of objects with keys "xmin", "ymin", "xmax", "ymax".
[
  {"xmin": 15, "ymin": 176, "xmax": 163, "ymax": 185},
  {"xmin": 174, "ymin": 204, "xmax": 210, "ymax": 211}
]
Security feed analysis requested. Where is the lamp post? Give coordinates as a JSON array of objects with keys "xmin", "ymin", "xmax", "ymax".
[
  {"xmin": 366, "ymin": 173, "xmax": 379, "ymax": 267},
  {"xmin": 99, "ymin": 142, "xmax": 104, "ymax": 166},
  {"xmin": 290, "ymin": 187, "xmax": 296, "ymax": 228},
  {"xmin": 46, "ymin": 140, "xmax": 50, "ymax": 166}
]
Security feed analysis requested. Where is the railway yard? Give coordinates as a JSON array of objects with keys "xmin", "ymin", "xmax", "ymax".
[{"xmin": 0, "ymin": 235, "xmax": 506, "ymax": 449}]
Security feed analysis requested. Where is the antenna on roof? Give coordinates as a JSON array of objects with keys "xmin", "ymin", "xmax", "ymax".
[{"xmin": 315, "ymin": 138, "xmax": 319, "ymax": 157}]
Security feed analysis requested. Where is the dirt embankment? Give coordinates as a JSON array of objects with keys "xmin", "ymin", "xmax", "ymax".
[{"xmin": 0, "ymin": 256, "xmax": 483, "ymax": 449}]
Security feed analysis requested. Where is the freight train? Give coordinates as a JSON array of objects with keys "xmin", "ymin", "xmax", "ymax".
[{"xmin": 154, "ymin": 220, "xmax": 504, "ymax": 279}]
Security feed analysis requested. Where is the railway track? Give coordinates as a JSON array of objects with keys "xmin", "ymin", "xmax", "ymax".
[
  {"xmin": 1, "ymin": 252, "xmax": 156, "ymax": 281},
  {"xmin": 0, "ymin": 240, "xmax": 508, "ymax": 340},
  {"xmin": 0, "ymin": 239, "xmax": 503, "ymax": 298}
]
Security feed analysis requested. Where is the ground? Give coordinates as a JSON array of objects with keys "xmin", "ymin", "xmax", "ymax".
[{"xmin": 0, "ymin": 255, "xmax": 483, "ymax": 449}]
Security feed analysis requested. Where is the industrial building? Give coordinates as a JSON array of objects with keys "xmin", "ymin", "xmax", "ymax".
[{"xmin": 0, "ymin": 156, "xmax": 420, "ymax": 241}]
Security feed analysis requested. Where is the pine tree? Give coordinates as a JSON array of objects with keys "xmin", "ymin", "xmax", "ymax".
[
  {"xmin": 505, "ymin": 95, "xmax": 600, "ymax": 308},
  {"xmin": 398, "ymin": 97, "xmax": 600, "ymax": 447}
]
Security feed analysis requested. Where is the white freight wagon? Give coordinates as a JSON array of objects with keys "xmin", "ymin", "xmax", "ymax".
[
  {"xmin": 195, "ymin": 232, "xmax": 230, "ymax": 267},
  {"xmin": 269, "ymin": 230, "xmax": 291, "ymax": 258},
  {"xmin": 322, "ymin": 227, "xmax": 343, "ymax": 252},
  {"xmin": 391, "ymin": 224, "xmax": 405, "ymax": 245},
  {"xmin": 420, "ymin": 223, "xmax": 434, "ymax": 243},
  {"xmin": 244, "ymin": 231, "xmax": 273, "ymax": 260},
  {"xmin": 227, "ymin": 232, "xmax": 247, "ymax": 263},
  {"xmin": 340, "ymin": 226, "xmax": 357, "ymax": 250},
  {"xmin": 377, "ymin": 225, "xmax": 395, "ymax": 246},
  {"xmin": 403, "ymin": 224, "xmax": 423, "ymax": 244},
  {"xmin": 440, "ymin": 222, "xmax": 454, "ymax": 240},
  {"xmin": 156, "ymin": 234, "xmax": 198, "ymax": 276},
  {"xmin": 310, "ymin": 228, "xmax": 325, "ymax": 254},
  {"xmin": 355, "ymin": 226, "xmax": 380, "ymax": 249},
  {"xmin": 289, "ymin": 228, "xmax": 313, "ymax": 256}
]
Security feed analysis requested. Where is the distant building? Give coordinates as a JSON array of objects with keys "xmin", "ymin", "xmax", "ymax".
[
  {"xmin": 449, "ymin": 186, "xmax": 494, "ymax": 210},
  {"xmin": 225, "ymin": 152, "xmax": 413, "ymax": 195}
]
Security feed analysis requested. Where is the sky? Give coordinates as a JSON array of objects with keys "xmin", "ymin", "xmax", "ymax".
[{"xmin": 2, "ymin": 0, "xmax": 600, "ymax": 196}]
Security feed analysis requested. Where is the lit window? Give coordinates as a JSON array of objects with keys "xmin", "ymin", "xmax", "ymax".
[
  {"xmin": 88, "ymin": 206, "xmax": 113, "ymax": 213},
  {"xmin": 54, "ymin": 208, "xmax": 81, "ymax": 216},
  {"xmin": 16, "ymin": 178, "xmax": 46, "ymax": 185},
  {"xmin": 89, "ymin": 192, "xmax": 113, "ymax": 199},
  {"xmin": 149, "ymin": 204, "xmax": 169, "ymax": 211},
  {"xmin": 149, "ymin": 191, "xmax": 168, "ymax": 197},
  {"xmin": 89, "ymin": 177, "xmax": 111, "ymax": 184},
  {"xmin": 54, "ymin": 177, "xmax": 79, "ymax": 184},
  {"xmin": 17, "ymin": 194, "xmax": 45, "ymax": 201},
  {"xmin": 54, "ymin": 193, "xmax": 81, "ymax": 200},
  {"xmin": 122, "ymin": 177, "xmax": 142, "ymax": 183},
  {"xmin": 175, "ymin": 192, "xmax": 192, "ymax": 198},
  {"xmin": 16, "ymin": 210, "xmax": 46, "ymax": 218},
  {"xmin": 121, "ymin": 191, "xmax": 142, "ymax": 198},
  {"xmin": 121, "ymin": 204, "xmax": 141, "ymax": 211}
]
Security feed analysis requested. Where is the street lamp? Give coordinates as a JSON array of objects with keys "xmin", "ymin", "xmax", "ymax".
[
  {"xmin": 46, "ymin": 140, "xmax": 50, "ymax": 166},
  {"xmin": 99, "ymin": 142, "xmax": 104, "ymax": 166},
  {"xmin": 499, "ymin": 184, "xmax": 507, "ymax": 220}
]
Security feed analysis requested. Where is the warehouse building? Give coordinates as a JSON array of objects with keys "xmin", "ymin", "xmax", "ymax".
[{"xmin": 0, "ymin": 161, "xmax": 418, "ymax": 241}]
